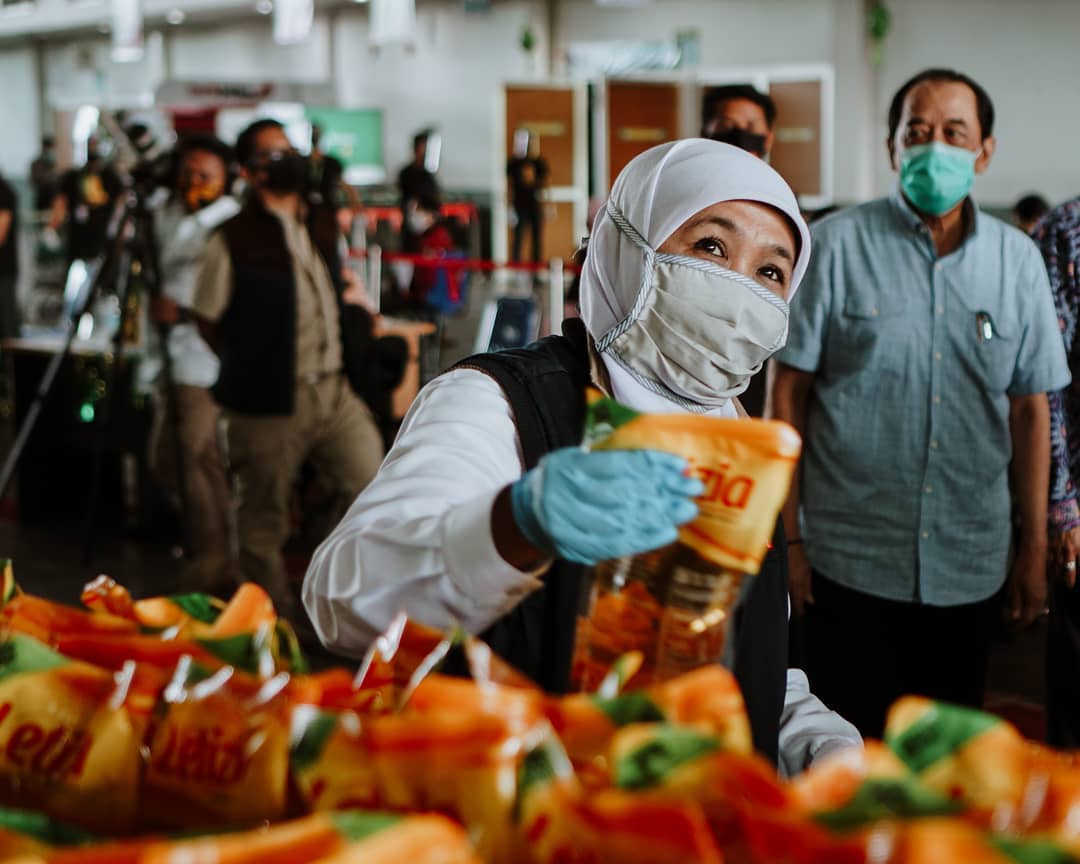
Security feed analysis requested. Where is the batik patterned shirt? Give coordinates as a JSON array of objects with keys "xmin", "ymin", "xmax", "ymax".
[{"xmin": 1034, "ymin": 198, "xmax": 1080, "ymax": 533}]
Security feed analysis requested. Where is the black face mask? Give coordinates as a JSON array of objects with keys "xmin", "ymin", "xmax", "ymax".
[
  {"xmin": 254, "ymin": 152, "xmax": 307, "ymax": 194},
  {"xmin": 707, "ymin": 126, "xmax": 768, "ymax": 157}
]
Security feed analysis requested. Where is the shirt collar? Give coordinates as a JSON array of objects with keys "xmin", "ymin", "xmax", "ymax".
[{"xmin": 888, "ymin": 186, "xmax": 981, "ymax": 244}]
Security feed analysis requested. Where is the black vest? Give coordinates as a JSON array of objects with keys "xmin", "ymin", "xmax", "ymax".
[
  {"xmin": 452, "ymin": 318, "xmax": 789, "ymax": 766},
  {"xmin": 213, "ymin": 200, "xmax": 377, "ymax": 416}
]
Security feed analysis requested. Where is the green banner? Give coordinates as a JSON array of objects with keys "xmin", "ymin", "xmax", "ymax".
[{"xmin": 305, "ymin": 107, "xmax": 384, "ymax": 185}]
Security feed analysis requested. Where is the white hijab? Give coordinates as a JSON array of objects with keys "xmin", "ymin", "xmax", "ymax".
[{"xmin": 579, "ymin": 139, "xmax": 812, "ymax": 416}]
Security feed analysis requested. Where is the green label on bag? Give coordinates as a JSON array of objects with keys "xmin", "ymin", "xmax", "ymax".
[
  {"xmin": 169, "ymin": 593, "xmax": 223, "ymax": 624},
  {"xmin": 516, "ymin": 737, "xmax": 574, "ymax": 819},
  {"xmin": 583, "ymin": 394, "xmax": 642, "ymax": 448},
  {"xmin": 291, "ymin": 708, "xmax": 340, "ymax": 772},
  {"xmin": 614, "ymin": 726, "xmax": 720, "ymax": 791},
  {"xmin": 814, "ymin": 778, "xmax": 960, "ymax": 832},
  {"xmin": 886, "ymin": 702, "xmax": 1000, "ymax": 773},
  {"xmin": 196, "ymin": 634, "xmax": 266, "ymax": 675},
  {"xmin": 0, "ymin": 635, "xmax": 69, "ymax": 681},
  {"xmin": 593, "ymin": 691, "xmax": 666, "ymax": 727},
  {"xmin": 0, "ymin": 806, "xmax": 96, "ymax": 846},
  {"xmin": 330, "ymin": 810, "xmax": 402, "ymax": 842},
  {"xmin": 993, "ymin": 837, "xmax": 1080, "ymax": 864}
]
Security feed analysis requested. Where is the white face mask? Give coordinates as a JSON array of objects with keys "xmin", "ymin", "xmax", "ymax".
[
  {"xmin": 595, "ymin": 202, "xmax": 790, "ymax": 411},
  {"xmin": 406, "ymin": 207, "xmax": 436, "ymax": 236}
]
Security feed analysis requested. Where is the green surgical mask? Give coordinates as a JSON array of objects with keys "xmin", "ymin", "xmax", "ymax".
[{"xmin": 899, "ymin": 142, "xmax": 979, "ymax": 216}]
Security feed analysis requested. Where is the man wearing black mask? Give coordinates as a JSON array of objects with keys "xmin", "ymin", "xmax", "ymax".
[
  {"xmin": 191, "ymin": 118, "xmax": 384, "ymax": 615},
  {"xmin": 701, "ymin": 84, "xmax": 776, "ymax": 159}
]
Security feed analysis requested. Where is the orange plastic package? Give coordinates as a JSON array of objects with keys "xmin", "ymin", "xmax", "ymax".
[
  {"xmin": 515, "ymin": 736, "xmax": 724, "ymax": 864},
  {"xmin": 0, "ymin": 634, "xmax": 156, "ymax": 835},
  {"xmin": 80, "ymin": 577, "xmax": 305, "ymax": 677},
  {"xmin": 137, "ymin": 659, "xmax": 291, "ymax": 831},
  {"xmin": 28, "ymin": 810, "xmax": 479, "ymax": 864},
  {"xmin": 291, "ymin": 673, "xmax": 545, "ymax": 863},
  {"xmin": 353, "ymin": 612, "xmax": 539, "ymax": 710},
  {"xmin": 576, "ymin": 391, "xmax": 801, "ymax": 689},
  {"xmin": 545, "ymin": 664, "xmax": 751, "ymax": 776}
]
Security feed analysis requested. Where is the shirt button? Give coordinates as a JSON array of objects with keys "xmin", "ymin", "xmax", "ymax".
[
  {"xmin": 934, "ymin": 352, "xmax": 943, "ymax": 361},
  {"xmin": 936, "ymin": 305, "xmax": 944, "ymax": 315},
  {"xmin": 921, "ymin": 531, "xmax": 930, "ymax": 539},
  {"xmin": 930, "ymin": 439, "xmax": 939, "ymax": 449},
  {"xmin": 934, "ymin": 263, "xmax": 942, "ymax": 271},
  {"xmin": 924, "ymin": 485, "xmax": 933, "ymax": 494},
  {"xmin": 933, "ymin": 395, "xmax": 941, "ymax": 404}
]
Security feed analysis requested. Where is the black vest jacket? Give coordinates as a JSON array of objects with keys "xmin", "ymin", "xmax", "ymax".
[
  {"xmin": 451, "ymin": 318, "xmax": 789, "ymax": 766},
  {"xmin": 213, "ymin": 199, "xmax": 380, "ymax": 416}
]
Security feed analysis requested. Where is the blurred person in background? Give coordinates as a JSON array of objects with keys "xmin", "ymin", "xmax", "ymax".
[
  {"xmin": 772, "ymin": 68, "xmax": 1069, "ymax": 738},
  {"xmin": 48, "ymin": 137, "xmax": 123, "ymax": 265},
  {"xmin": 701, "ymin": 84, "xmax": 776, "ymax": 159},
  {"xmin": 0, "ymin": 170, "xmax": 18, "ymax": 339},
  {"xmin": 398, "ymin": 129, "xmax": 441, "ymax": 254},
  {"xmin": 192, "ymin": 118, "xmax": 384, "ymax": 615},
  {"xmin": 1033, "ymin": 197, "xmax": 1080, "ymax": 748},
  {"xmin": 1014, "ymin": 193, "xmax": 1050, "ymax": 235},
  {"xmin": 29, "ymin": 136, "xmax": 59, "ymax": 212},
  {"xmin": 307, "ymin": 124, "xmax": 344, "ymax": 205},
  {"xmin": 506, "ymin": 129, "xmax": 549, "ymax": 264},
  {"xmin": 139, "ymin": 134, "xmax": 240, "ymax": 594},
  {"xmin": 307, "ymin": 124, "xmax": 362, "ymax": 242},
  {"xmin": 404, "ymin": 193, "xmax": 455, "ymax": 312}
]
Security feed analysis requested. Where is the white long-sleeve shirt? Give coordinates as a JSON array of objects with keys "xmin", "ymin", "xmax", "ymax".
[
  {"xmin": 302, "ymin": 368, "xmax": 861, "ymax": 773},
  {"xmin": 137, "ymin": 196, "xmax": 240, "ymax": 392}
]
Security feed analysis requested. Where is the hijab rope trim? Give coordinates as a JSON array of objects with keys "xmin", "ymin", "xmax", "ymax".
[
  {"xmin": 595, "ymin": 200, "xmax": 655, "ymax": 353},
  {"xmin": 595, "ymin": 199, "xmax": 790, "ymax": 355}
]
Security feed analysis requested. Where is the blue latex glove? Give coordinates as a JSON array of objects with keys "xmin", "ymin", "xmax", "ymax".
[{"xmin": 510, "ymin": 447, "xmax": 704, "ymax": 565}]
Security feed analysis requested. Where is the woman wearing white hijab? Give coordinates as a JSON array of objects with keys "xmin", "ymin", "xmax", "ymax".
[{"xmin": 304, "ymin": 139, "xmax": 861, "ymax": 775}]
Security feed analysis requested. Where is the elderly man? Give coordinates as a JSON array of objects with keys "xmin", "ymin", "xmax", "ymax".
[{"xmin": 771, "ymin": 68, "xmax": 1070, "ymax": 738}]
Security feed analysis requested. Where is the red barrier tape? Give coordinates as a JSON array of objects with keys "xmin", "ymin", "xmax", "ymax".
[{"xmin": 349, "ymin": 249, "xmax": 581, "ymax": 274}]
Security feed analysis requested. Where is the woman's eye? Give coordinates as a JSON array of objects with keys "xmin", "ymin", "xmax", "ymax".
[
  {"xmin": 759, "ymin": 265, "xmax": 785, "ymax": 285},
  {"xmin": 695, "ymin": 237, "xmax": 726, "ymax": 257}
]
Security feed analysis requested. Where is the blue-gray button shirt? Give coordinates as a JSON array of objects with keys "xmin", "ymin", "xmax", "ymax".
[{"xmin": 778, "ymin": 191, "xmax": 1070, "ymax": 605}]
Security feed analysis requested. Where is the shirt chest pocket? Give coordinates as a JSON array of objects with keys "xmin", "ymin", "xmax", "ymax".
[
  {"xmin": 832, "ymin": 293, "xmax": 910, "ymax": 378},
  {"xmin": 949, "ymin": 303, "xmax": 1017, "ymax": 393}
]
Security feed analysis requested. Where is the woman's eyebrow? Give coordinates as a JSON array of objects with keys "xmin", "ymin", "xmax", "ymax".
[
  {"xmin": 685, "ymin": 213, "xmax": 794, "ymax": 263},
  {"xmin": 688, "ymin": 215, "xmax": 740, "ymax": 234},
  {"xmin": 771, "ymin": 244, "xmax": 794, "ymax": 264}
]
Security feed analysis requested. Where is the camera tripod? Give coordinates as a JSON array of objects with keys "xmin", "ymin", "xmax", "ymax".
[{"xmin": 0, "ymin": 177, "xmax": 192, "ymax": 566}]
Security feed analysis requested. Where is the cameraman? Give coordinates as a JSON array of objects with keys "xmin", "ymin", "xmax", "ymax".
[
  {"xmin": 48, "ymin": 138, "xmax": 123, "ymax": 265},
  {"xmin": 140, "ymin": 135, "xmax": 240, "ymax": 593}
]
